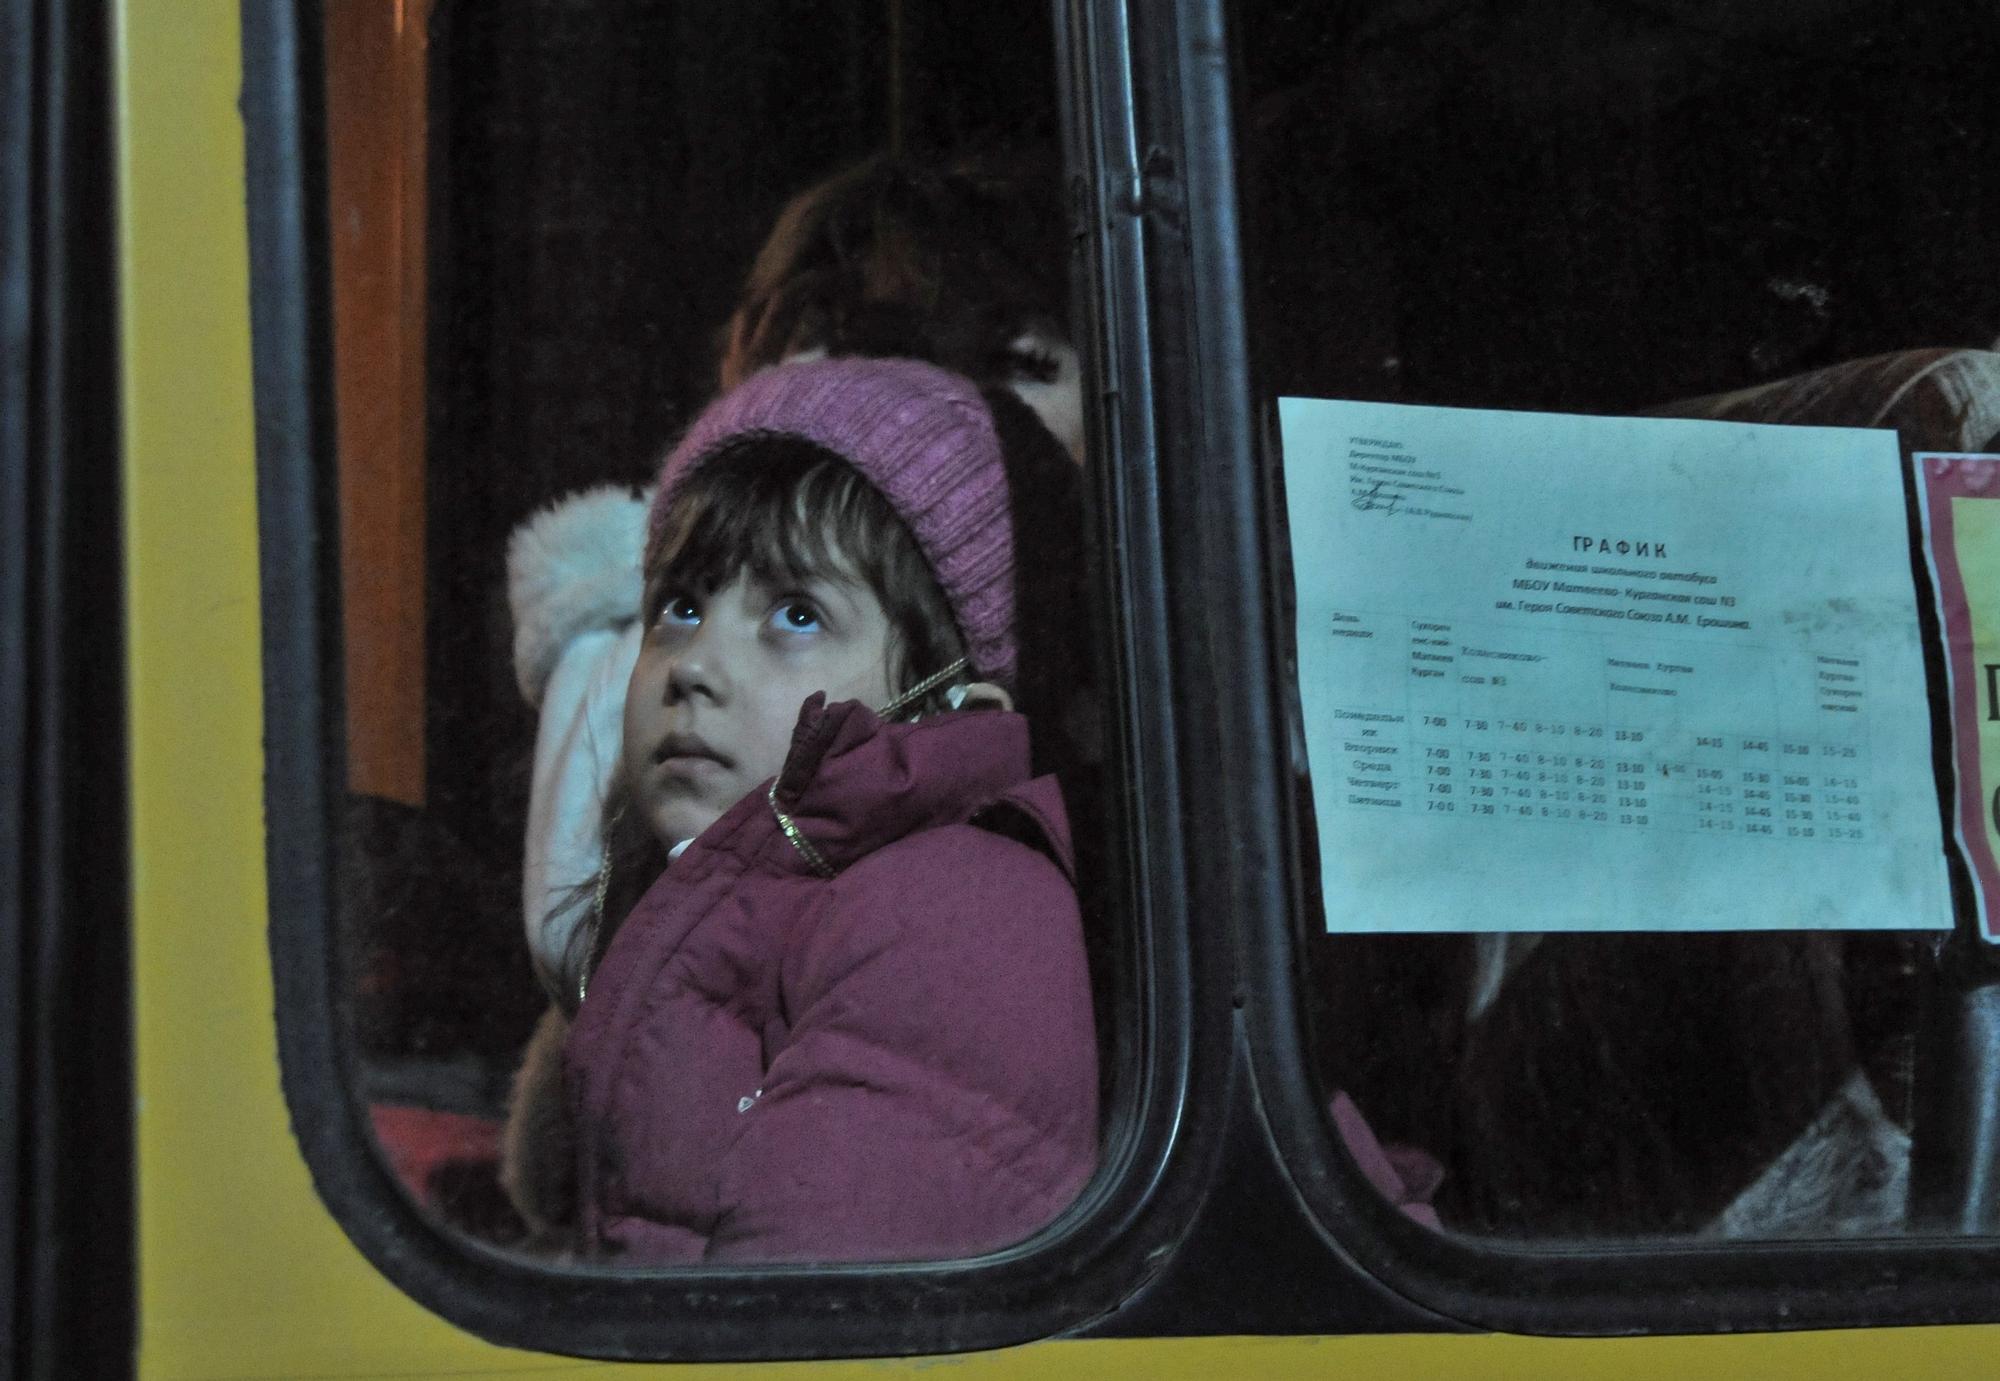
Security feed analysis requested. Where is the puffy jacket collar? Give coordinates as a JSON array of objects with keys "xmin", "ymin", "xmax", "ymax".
[{"xmin": 750, "ymin": 692, "xmax": 1064, "ymax": 878}]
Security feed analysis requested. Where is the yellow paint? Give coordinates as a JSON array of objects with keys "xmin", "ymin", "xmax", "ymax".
[
  {"xmin": 117, "ymin": 0, "xmax": 532, "ymax": 1375},
  {"xmin": 114, "ymin": 2, "xmax": 2000, "ymax": 1377},
  {"xmin": 1953, "ymin": 497, "xmax": 2000, "ymax": 878}
]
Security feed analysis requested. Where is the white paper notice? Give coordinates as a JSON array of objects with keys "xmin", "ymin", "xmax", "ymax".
[{"xmin": 1281, "ymin": 397, "xmax": 1953, "ymax": 934}]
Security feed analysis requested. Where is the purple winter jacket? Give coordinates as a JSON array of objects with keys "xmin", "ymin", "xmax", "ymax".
[{"xmin": 564, "ymin": 693, "xmax": 1099, "ymax": 1264}]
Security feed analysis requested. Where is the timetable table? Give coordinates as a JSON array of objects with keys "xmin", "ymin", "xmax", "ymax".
[{"xmin": 1328, "ymin": 613, "xmax": 1871, "ymax": 845}]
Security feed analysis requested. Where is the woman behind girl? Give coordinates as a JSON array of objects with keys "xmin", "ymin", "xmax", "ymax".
[{"xmin": 564, "ymin": 356, "xmax": 1097, "ymax": 1263}]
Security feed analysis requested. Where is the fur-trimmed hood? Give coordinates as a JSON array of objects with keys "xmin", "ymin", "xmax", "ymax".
[{"xmin": 507, "ymin": 485, "xmax": 649, "ymax": 706}]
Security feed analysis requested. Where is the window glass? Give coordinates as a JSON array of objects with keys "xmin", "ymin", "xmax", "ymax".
[
  {"xmin": 323, "ymin": 0, "xmax": 1117, "ymax": 1268},
  {"xmin": 1236, "ymin": 0, "xmax": 2000, "ymax": 1240}
]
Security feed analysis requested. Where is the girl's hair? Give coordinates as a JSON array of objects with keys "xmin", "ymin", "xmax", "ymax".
[
  {"xmin": 718, "ymin": 153, "xmax": 1070, "ymax": 392},
  {"xmin": 646, "ymin": 434, "xmax": 969, "ymax": 705},
  {"xmin": 552, "ymin": 783, "xmax": 667, "ymax": 1016}
]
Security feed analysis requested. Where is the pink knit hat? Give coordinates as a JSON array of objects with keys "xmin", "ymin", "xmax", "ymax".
[{"xmin": 650, "ymin": 356, "xmax": 1016, "ymax": 685}]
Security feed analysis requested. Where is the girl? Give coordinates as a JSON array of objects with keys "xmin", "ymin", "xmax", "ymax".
[
  {"xmin": 510, "ymin": 151, "xmax": 1081, "ymax": 1020},
  {"xmin": 561, "ymin": 355, "xmax": 1098, "ymax": 1263}
]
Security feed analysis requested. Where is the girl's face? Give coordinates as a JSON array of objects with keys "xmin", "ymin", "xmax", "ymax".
[{"xmin": 622, "ymin": 562, "xmax": 900, "ymax": 847}]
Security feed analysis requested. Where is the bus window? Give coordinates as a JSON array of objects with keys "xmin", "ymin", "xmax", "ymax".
[
  {"xmin": 281, "ymin": 0, "xmax": 1171, "ymax": 1347},
  {"xmin": 1234, "ymin": 0, "xmax": 2000, "ymax": 1245}
]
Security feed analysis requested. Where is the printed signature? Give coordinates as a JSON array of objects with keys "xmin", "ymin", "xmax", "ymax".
[{"xmin": 1351, "ymin": 480, "xmax": 1407, "ymax": 515}]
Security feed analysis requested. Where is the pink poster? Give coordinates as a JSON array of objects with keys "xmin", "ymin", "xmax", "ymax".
[{"xmin": 1918, "ymin": 454, "xmax": 2000, "ymax": 941}]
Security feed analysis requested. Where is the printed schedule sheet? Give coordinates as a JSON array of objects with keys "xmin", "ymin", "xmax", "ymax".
[{"xmin": 1280, "ymin": 397, "xmax": 1954, "ymax": 934}]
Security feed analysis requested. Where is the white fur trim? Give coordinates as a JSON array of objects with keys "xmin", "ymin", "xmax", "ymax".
[{"xmin": 507, "ymin": 485, "xmax": 649, "ymax": 705}]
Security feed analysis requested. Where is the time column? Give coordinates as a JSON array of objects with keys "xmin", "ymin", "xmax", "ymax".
[{"xmin": 1410, "ymin": 619, "xmax": 1460, "ymax": 819}]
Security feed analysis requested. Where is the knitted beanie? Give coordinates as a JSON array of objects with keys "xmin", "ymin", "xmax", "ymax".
[{"xmin": 650, "ymin": 356, "xmax": 1016, "ymax": 685}]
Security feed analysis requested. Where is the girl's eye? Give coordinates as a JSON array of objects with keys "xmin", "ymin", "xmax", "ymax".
[
  {"xmin": 660, "ymin": 594, "xmax": 701, "ymax": 626},
  {"xmin": 999, "ymin": 340, "xmax": 1062, "ymax": 385},
  {"xmin": 769, "ymin": 599, "xmax": 823, "ymax": 635}
]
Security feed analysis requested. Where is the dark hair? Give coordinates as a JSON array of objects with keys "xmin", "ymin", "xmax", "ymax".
[
  {"xmin": 646, "ymin": 435, "xmax": 968, "ymax": 703},
  {"xmin": 549, "ymin": 782, "xmax": 667, "ymax": 1018},
  {"xmin": 718, "ymin": 153, "xmax": 1070, "ymax": 392},
  {"xmin": 977, "ymin": 384, "xmax": 1091, "ymax": 775}
]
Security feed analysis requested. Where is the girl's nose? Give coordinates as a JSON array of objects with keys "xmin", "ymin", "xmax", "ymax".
[{"xmin": 665, "ymin": 630, "xmax": 726, "ymax": 704}]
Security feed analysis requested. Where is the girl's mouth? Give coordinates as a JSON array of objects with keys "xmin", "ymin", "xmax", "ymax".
[{"xmin": 654, "ymin": 733, "xmax": 731, "ymax": 770}]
